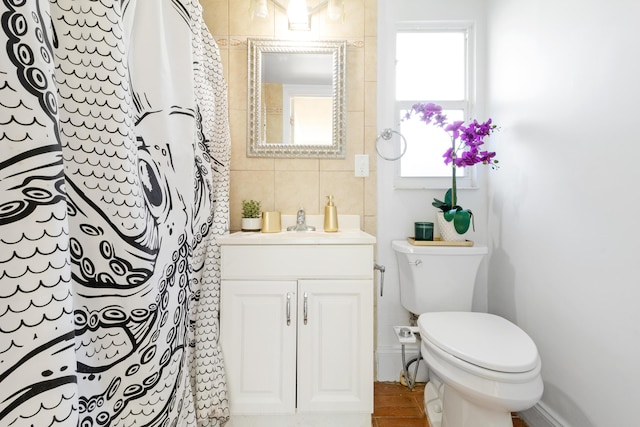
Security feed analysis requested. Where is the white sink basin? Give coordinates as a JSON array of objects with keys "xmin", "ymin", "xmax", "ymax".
[{"xmin": 217, "ymin": 214, "xmax": 375, "ymax": 245}]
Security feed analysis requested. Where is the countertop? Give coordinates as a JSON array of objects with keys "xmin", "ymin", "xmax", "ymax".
[{"xmin": 217, "ymin": 214, "xmax": 376, "ymax": 245}]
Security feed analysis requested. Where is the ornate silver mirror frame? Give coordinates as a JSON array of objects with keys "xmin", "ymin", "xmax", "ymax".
[{"xmin": 247, "ymin": 39, "xmax": 347, "ymax": 158}]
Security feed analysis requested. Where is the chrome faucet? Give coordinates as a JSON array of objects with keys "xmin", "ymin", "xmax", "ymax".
[{"xmin": 287, "ymin": 207, "xmax": 316, "ymax": 231}]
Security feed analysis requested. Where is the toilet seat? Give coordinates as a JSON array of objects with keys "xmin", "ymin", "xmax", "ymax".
[{"xmin": 418, "ymin": 312, "xmax": 539, "ymax": 373}]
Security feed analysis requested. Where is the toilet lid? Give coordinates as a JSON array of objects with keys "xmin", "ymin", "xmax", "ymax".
[{"xmin": 418, "ymin": 312, "xmax": 539, "ymax": 373}]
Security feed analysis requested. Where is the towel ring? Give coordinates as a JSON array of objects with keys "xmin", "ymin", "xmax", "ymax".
[{"xmin": 376, "ymin": 128, "xmax": 407, "ymax": 161}]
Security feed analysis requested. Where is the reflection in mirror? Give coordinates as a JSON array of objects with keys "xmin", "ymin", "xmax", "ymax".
[
  {"xmin": 248, "ymin": 39, "xmax": 347, "ymax": 158},
  {"xmin": 283, "ymin": 85, "xmax": 333, "ymax": 145}
]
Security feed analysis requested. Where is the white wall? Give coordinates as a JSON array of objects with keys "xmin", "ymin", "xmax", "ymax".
[
  {"xmin": 378, "ymin": 0, "xmax": 640, "ymax": 425},
  {"xmin": 485, "ymin": 0, "xmax": 640, "ymax": 426},
  {"xmin": 376, "ymin": 0, "xmax": 491, "ymax": 381}
]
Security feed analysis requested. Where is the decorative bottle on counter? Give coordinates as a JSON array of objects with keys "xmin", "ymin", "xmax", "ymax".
[{"xmin": 324, "ymin": 195, "xmax": 339, "ymax": 232}]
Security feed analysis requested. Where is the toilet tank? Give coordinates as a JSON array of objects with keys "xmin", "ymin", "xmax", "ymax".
[{"xmin": 392, "ymin": 240, "xmax": 488, "ymax": 315}]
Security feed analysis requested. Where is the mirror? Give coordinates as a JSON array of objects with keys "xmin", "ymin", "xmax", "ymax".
[{"xmin": 248, "ymin": 39, "xmax": 347, "ymax": 158}]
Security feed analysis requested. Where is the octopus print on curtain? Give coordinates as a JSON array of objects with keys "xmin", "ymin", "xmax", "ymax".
[{"xmin": 0, "ymin": 0, "xmax": 229, "ymax": 426}]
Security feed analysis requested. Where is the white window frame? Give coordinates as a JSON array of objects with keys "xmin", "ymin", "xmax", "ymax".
[{"xmin": 392, "ymin": 21, "xmax": 477, "ymax": 190}]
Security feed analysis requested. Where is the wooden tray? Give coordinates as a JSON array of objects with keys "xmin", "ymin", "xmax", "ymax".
[{"xmin": 408, "ymin": 237, "xmax": 474, "ymax": 247}]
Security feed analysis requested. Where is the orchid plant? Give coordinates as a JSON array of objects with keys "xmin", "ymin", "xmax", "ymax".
[{"xmin": 404, "ymin": 103, "xmax": 499, "ymax": 234}]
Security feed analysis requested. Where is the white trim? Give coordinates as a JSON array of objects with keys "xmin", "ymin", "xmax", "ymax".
[
  {"xmin": 519, "ymin": 402, "xmax": 568, "ymax": 427},
  {"xmin": 376, "ymin": 344, "xmax": 428, "ymax": 382},
  {"xmin": 393, "ymin": 174, "xmax": 478, "ymax": 191}
]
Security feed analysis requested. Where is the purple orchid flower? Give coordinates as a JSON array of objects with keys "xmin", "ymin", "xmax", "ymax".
[
  {"xmin": 445, "ymin": 121, "xmax": 465, "ymax": 140},
  {"xmin": 403, "ymin": 102, "xmax": 500, "ymax": 235}
]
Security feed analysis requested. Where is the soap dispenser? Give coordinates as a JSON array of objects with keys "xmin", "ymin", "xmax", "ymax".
[{"xmin": 323, "ymin": 195, "xmax": 339, "ymax": 232}]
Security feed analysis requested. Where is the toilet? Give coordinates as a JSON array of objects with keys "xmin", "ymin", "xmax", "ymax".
[{"xmin": 392, "ymin": 240, "xmax": 543, "ymax": 427}]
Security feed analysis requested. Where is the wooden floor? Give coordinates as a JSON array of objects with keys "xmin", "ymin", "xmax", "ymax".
[{"xmin": 372, "ymin": 382, "xmax": 529, "ymax": 427}]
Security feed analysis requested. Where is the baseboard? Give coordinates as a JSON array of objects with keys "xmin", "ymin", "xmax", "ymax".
[
  {"xmin": 376, "ymin": 344, "xmax": 428, "ymax": 382},
  {"xmin": 519, "ymin": 401, "xmax": 567, "ymax": 427},
  {"xmin": 226, "ymin": 413, "xmax": 371, "ymax": 427},
  {"xmin": 381, "ymin": 346, "xmax": 568, "ymax": 427}
]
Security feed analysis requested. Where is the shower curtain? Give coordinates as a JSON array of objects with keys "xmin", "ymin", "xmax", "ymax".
[{"xmin": 0, "ymin": 0, "xmax": 229, "ymax": 426}]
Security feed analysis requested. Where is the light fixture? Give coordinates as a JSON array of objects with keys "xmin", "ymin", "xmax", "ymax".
[
  {"xmin": 252, "ymin": 0, "xmax": 268, "ymax": 19},
  {"xmin": 286, "ymin": 0, "xmax": 309, "ymax": 30},
  {"xmin": 327, "ymin": 0, "xmax": 342, "ymax": 21},
  {"xmin": 251, "ymin": 0, "xmax": 343, "ymax": 31}
]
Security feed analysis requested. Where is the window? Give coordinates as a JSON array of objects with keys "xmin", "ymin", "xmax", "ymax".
[
  {"xmin": 282, "ymin": 84, "xmax": 333, "ymax": 145},
  {"xmin": 392, "ymin": 24, "xmax": 475, "ymax": 189}
]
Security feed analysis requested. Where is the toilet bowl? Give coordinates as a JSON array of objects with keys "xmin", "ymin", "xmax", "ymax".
[
  {"xmin": 418, "ymin": 312, "xmax": 543, "ymax": 427},
  {"xmin": 391, "ymin": 240, "xmax": 543, "ymax": 427}
]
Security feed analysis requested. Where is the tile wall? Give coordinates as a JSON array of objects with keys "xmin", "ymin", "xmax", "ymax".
[{"xmin": 199, "ymin": 0, "xmax": 378, "ymax": 233}]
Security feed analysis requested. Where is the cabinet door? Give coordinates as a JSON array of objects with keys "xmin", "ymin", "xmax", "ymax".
[
  {"xmin": 221, "ymin": 280, "xmax": 297, "ymax": 414},
  {"xmin": 296, "ymin": 280, "xmax": 373, "ymax": 413}
]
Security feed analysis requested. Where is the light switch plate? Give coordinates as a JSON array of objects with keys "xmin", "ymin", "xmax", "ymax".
[{"xmin": 355, "ymin": 154, "xmax": 369, "ymax": 177}]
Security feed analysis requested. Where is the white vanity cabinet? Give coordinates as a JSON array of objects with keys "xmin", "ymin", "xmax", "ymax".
[{"xmin": 218, "ymin": 229, "xmax": 375, "ymax": 426}]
